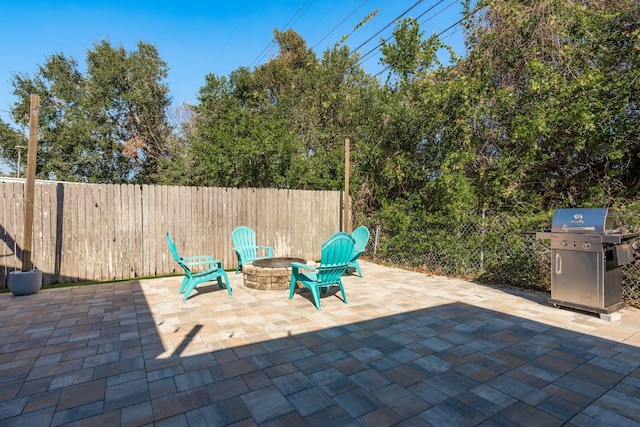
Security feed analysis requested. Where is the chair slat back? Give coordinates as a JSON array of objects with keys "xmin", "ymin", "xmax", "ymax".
[
  {"xmin": 231, "ymin": 226, "xmax": 258, "ymax": 260},
  {"xmin": 317, "ymin": 232, "xmax": 355, "ymax": 285},
  {"xmin": 167, "ymin": 232, "xmax": 190, "ymax": 276},
  {"xmin": 352, "ymin": 226, "xmax": 370, "ymax": 254}
]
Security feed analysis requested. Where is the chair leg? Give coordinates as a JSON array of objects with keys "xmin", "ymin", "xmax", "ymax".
[
  {"xmin": 222, "ymin": 271, "xmax": 232, "ymax": 295},
  {"xmin": 310, "ymin": 285, "xmax": 321, "ymax": 310},
  {"xmin": 179, "ymin": 276, "xmax": 189, "ymax": 294},
  {"xmin": 337, "ymin": 279, "xmax": 348, "ymax": 304},
  {"xmin": 183, "ymin": 281, "xmax": 197, "ymax": 301},
  {"xmin": 289, "ymin": 274, "xmax": 297, "ymax": 299},
  {"xmin": 355, "ymin": 261, "xmax": 363, "ymax": 278}
]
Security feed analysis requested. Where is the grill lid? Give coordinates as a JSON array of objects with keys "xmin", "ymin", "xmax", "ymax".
[{"xmin": 550, "ymin": 208, "xmax": 623, "ymax": 235}]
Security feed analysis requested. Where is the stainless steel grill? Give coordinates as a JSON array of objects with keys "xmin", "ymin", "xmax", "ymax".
[{"xmin": 536, "ymin": 208, "xmax": 638, "ymax": 316}]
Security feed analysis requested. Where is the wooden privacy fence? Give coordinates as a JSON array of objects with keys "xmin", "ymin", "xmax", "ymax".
[{"xmin": 0, "ymin": 179, "xmax": 343, "ymax": 288}]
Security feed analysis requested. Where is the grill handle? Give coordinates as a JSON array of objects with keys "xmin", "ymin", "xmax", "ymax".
[
  {"xmin": 559, "ymin": 226, "xmax": 596, "ymax": 232},
  {"xmin": 555, "ymin": 253, "xmax": 562, "ymax": 275}
]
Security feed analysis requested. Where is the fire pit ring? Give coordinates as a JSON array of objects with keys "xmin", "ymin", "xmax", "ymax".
[
  {"xmin": 243, "ymin": 257, "xmax": 307, "ymax": 290},
  {"xmin": 253, "ymin": 257, "xmax": 305, "ymax": 268}
]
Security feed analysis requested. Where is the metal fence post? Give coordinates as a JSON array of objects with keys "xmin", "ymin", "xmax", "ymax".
[{"xmin": 480, "ymin": 209, "xmax": 485, "ymax": 270}]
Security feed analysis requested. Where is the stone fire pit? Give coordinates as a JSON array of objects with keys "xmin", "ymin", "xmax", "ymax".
[{"xmin": 243, "ymin": 257, "xmax": 307, "ymax": 290}]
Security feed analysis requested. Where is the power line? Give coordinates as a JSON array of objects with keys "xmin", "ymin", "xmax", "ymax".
[
  {"xmin": 359, "ymin": 0, "xmax": 474, "ymax": 74},
  {"xmin": 212, "ymin": 22, "xmax": 241, "ymax": 68},
  {"xmin": 354, "ymin": 0, "xmax": 448, "ymax": 68},
  {"xmin": 365, "ymin": 2, "xmax": 487, "ymax": 84},
  {"xmin": 312, "ymin": 0, "xmax": 371, "ymax": 50},
  {"xmin": 322, "ymin": 0, "xmax": 436, "ymax": 75},
  {"xmin": 281, "ymin": 0, "xmax": 314, "ymax": 30},
  {"xmin": 419, "ymin": 0, "xmax": 461, "ymax": 30},
  {"xmin": 250, "ymin": 0, "xmax": 424, "ymax": 71},
  {"xmin": 251, "ymin": 0, "xmax": 475, "ymax": 87},
  {"xmin": 249, "ymin": 0, "xmax": 314, "ymax": 69},
  {"xmin": 350, "ymin": 0, "xmax": 426, "ymax": 54},
  {"xmin": 305, "ymin": 0, "xmax": 486, "ymax": 120}
]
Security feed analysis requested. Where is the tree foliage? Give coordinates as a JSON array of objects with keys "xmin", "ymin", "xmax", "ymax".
[
  {"xmin": 189, "ymin": 29, "xmax": 374, "ymax": 189},
  {"xmin": 354, "ymin": 0, "xmax": 639, "ymax": 229},
  {"xmin": 175, "ymin": 0, "xmax": 639, "ymax": 229},
  {"xmin": 459, "ymin": 0, "xmax": 640, "ymax": 209},
  {"xmin": 0, "ymin": 121, "xmax": 27, "ymax": 175},
  {"xmin": 5, "ymin": 40, "xmax": 171, "ymax": 183}
]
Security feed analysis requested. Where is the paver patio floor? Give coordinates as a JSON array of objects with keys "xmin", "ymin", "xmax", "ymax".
[{"xmin": 1, "ymin": 260, "xmax": 640, "ymax": 426}]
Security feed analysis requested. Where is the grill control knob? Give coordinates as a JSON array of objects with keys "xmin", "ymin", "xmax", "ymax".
[
  {"xmin": 561, "ymin": 241, "xmax": 568, "ymax": 247},
  {"xmin": 582, "ymin": 242, "xmax": 591, "ymax": 249}
]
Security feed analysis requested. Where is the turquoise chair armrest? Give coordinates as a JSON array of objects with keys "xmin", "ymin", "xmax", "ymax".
[
  {"xmin": 182, "ymin": 255, "xmax": 215, "ymax": 263},
  {"xmin": 182, "ymin": 255, "xmax": 219, "ymax": 269},
  {"xmin": 291, "ymin": 262, "xmax": 315, "ymax": 271},
  {"xmin": 256, "ymin": 246, "xmax": 273, "ymax": 257},
  {"xmin": 232, "ymin": 246, "xmax": 273, "ymax": 259}
]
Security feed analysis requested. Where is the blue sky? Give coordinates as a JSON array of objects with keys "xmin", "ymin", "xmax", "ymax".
[{"xmin": 0, "ymin": 0, "xmax": 473, "ymax": 127}]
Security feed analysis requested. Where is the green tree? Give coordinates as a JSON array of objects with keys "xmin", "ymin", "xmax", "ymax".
[
  {"xmin": 152, "ymin": 103, "xmax": 198, "ymax": 185},
  {"xmin": 191, "ymin": 71, "xmax": 303, "ymax": 188},
  {"xmin": 0, "ymin": 121, "xmax": 27, "ymax": 175},
  {"xmin": 461, "ymin": 0, "xmax": 640, "ymax": 209},
  {"xmin": 191, "ymin": 29, "xmax": 373, "ymax": 190},
  {"xmin": 353, "ymin": 18, "xmax": 475, "ymax": 224},
  {"xmin": 7, "ymin": 40, "xmax": 171, "ymax": 183}
]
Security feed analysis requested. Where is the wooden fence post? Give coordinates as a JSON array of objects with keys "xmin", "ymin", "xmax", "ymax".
[
  {"xmin": 22, "ymin": 94, "xmax": 39, "ymax": 272},
  {"xmin": 344, "ymin": 138, "xmax": 351, "ymax": 233}
]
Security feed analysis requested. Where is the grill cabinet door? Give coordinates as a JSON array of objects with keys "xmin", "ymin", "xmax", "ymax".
[{"xmin": 551, "ymin": 249, "xmax": 603, "ymax": 309}]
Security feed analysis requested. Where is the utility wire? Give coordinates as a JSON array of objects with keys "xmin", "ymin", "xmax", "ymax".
[
  {"xmin": 364, "ymin": 2, "xmax": 487, "ymax": 84},
  {"xmin": 350, "ymin": 0, "xmax": 426, "ymax": 54},
  {"xmin": 251, "ymin": 0, "xmax": 424, "ymax": 70},
  {"xmin": 311, "ymin": 0, "xmax": 486, "ymax": 118},
  {"xmin": 356, "ymin": 0, "xmax": 472, "ymax": 72},
  {"xmin": 337, "ymin": 0, "xmax": 431, "ymax": 72},
  {"xmin": 419, "ymin": 0, "xmax": 461, "ymax": 30},
  {"xmin": 212, "ymin": 22, "xmax": 241, "ymax": 69},
  {"xmin": 354, "ymin": 0, "xmax": 448, "ymax": 67},
  {"xmin": 252, "ymin": 0, "xmax": 479, "ymax": 98},
  {"xmin": 281, "ymin": 0, "xmax": 314, "ymax": 30},
  {"xmin": 249, "ymin": 0, "xmax": 314, "ymax": 69},
  {"xmin": 279, "ymin": 0, "xmax": 485, "ymax": 128},
  {"xmin": 312, "ymin": 0, "xmax": 371, "ymax": 49}
]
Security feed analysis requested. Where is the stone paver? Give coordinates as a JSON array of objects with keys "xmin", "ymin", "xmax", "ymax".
[{"xmin": 1, "ymin": 260, "xmax": 640, "ymax": 425}]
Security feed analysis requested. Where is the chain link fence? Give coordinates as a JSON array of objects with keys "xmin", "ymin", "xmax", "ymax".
[{"xmin": 363, "ymin": 210, "xmax": 640, "ymax": 307}]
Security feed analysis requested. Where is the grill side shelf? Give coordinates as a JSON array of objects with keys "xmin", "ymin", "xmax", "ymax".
[{"xmin": 602, "ymin": 233, "xmax": 639, "ymax": 245}]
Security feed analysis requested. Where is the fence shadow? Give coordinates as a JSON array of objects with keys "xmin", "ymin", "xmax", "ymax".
[
  {"xmin": 0, "ymin": 223, "xmax": 22, "ymax": 287},
  {"xmin": 0, "ymin": 222, "xmax": 19, "ymax": 260},
  {"xmin": 53, "ymin": 182, "xmax": 64, "ymax": 284},
  {"xmin": 0, "ymin": 182, "xmax": 67, "ymax": 288}
]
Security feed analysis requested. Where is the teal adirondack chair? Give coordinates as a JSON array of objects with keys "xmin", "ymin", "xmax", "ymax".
[
  {"xmin": 167, "ymin": 232, "xmax": 232, "ymax": 301},
  {"xmin": 349, "ymin": 225, "xmax": 370, "ymax": 277},
  {"xmin": 289, "ymin": 232, "xmax": 355, "ymax": 309},
  {"xmin": 231, "ymin": 226, "xmax": 273, "ymax": 273}
]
